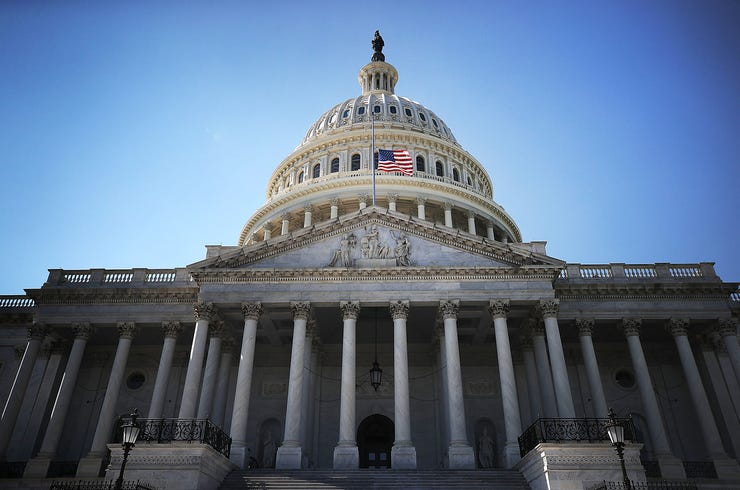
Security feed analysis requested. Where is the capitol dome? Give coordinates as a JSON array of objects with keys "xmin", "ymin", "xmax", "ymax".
[{"xmin": 238, "ymin": 35, "xmax": 521, "ymax": 247}]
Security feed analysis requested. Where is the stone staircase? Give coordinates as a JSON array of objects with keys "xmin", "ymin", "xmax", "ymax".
[{"xmin": 219, "ymin": 469, "xmax": 531, "ymax": 489}]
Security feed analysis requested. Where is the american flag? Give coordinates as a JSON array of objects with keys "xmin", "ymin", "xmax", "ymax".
[{"xmin": 377, "ymin": 149, "xmax": 413, "ymax": 176}]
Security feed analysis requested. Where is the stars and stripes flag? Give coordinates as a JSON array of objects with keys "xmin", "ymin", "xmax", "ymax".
[{"xmin": 377, "ymin": 149, "xmax": 413, "ymax": 176}]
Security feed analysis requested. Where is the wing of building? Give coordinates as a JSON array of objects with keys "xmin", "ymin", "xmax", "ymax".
[{"xmin": 1, "ymin": 33, "xmax": 739, "ymax": 490}]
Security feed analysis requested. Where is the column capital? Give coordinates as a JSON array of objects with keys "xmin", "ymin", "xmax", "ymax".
[
  {"xmin": 416, "ymin": 196, "xmax": 427, "ymax": 205},
  {"xmin": 290, "ymin": 301, "xmax": 312, "ymax": 321},
  {"xmin": 241, "ymin": 302, "xmax": 263, "ymax": 321},
  {"xmin": 466, "ymin": 209, "xmax": 475, "ymax": 219},
  {"xmin": 303, "ymin": 203, "xmax": 313, "ymax": 212},
  {"xmin": 162, "ymin": 321, "xmax": 182, "ymax": 338},
  {"xmin": 358, "ymin": 193, "xmax": 369, "ymax": 205},
  {"xmin": 49, "ymin": 340, "xmax": 69, "ymax": 356},
  {"xmin": 621, "ymin": 318, "xmax": 642, "ymax": 337},
  {"xmin": 439, "ymin": 300, "xmax": 460, "ymax": 319},
  {"xmin": 668, "ymin": 318, "xmax": 690, "ymax": 337},
  {"xmin": 194, "ymin": 302, "xmax": 216, "ymax": 321},
  {"xmin": 117, "ymin": 322, "xmax": 137, "ymax": 340},
  {"xmin": 209, "ymin": 319, "xmax": 227, "ymax": 338},
  {"xmin": 340, "ymin": 301, "xmax": 361, "ymax": 320},
  {"xmin": 72, "ymin": 322, "xmax": 94, "ymax": 340},
  {"xmin": 330, "ymin": 197, "xmax": 340, "ymax": 206},
  {"xmin": 281, "ymin": 212, "xmax": 291, "ymax": 221},
  {"xmin": 28, "ymin": 322, "xmax": 48, "ymax": 341},
  {"xmin": 525, "ymin": 317, "xmax": 545, "ymax": 336},
  {"xmin": 718, "ymin": 318, "xmax": 738, "ymax": 337},
  {"xmin": 387, "ymin": 193, "xmax": 398, "ymax": 204},
  {"xmin": 488, "ymin": 299, "xmax": 510, "ymax": 319},
  {"xmin": 262, "ymin": 221, "xmax": 274, "ymax": 232},
  {"xmin": 389, "ymin": 300, "xmax": 409, "ymax": 320},
  {"xmin": 575, "ymin": 319, "xmax": 595, "ymax": 337},
  {"xmin": 443, "ymin": 201, "xmax": 453, "ymax": 211},
  {"xmin": 538, "ymin": 299, "xmax": 560, "ymax": 318}
]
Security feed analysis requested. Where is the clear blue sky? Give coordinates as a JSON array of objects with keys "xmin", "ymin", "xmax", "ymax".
[{"xmin": 1, "ymin": 0, "xmax": 738, "ymax": 294}]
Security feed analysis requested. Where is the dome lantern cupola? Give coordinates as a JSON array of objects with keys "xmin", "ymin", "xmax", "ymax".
[{"xmin": 359, "ymin": 31, "xmax": 398, "ymax": 95}]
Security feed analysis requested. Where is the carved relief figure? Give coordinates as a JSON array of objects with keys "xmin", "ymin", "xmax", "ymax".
[
  {"xmin": 329, "ymin": 233, "xmax": 356, "ymax": 267},
  {"xmin": 392, "ymin": 231, "xmax": 411, "ymax": 266}
]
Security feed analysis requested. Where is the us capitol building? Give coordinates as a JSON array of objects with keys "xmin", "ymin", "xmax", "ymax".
[{"xmin": 1, "ymin": 33, "xmax": 739, "ymax": 490}]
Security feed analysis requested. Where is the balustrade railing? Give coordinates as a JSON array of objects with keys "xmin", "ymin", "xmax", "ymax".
[
  {"xmin": 113, "ymin": 418, "xmax": 231, "ymax": 459},
  {"xmin": 45, "ymin": 268, "xmax": 190, "ymax": 287},
  {"xmin": 730, "ymin": 289, "xmax": 740, "ymax": 303},
  {"xmin": 624, "ymin": 265, "xmax": 657, "ymax": 278},
  {"xmin": 593, "ymin": 482, "xmax": 697, "ymax": 490},
  {"xmin": 0, "ymin": 296, "xmax": 34, "ymax": 307},
  {"xmin": 559, "ymin": 263, "xmax": 717, "ymax": 282},
  {"xmin": 518, "ymin": 417, "xmax": 635, "ymax": 457}
]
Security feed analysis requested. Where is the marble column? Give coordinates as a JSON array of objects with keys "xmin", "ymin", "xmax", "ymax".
[
  {"xmin": 436, "ymin": 324, "xmax": 450, "ymax": 450},
  {"xmin": 416, "ymin": 197, "xmax": 426, "ymax": 220},
  {"xmin": 539, "ymin": 300, "xmax": 575, "ymax": 418},
  {"xmin": 148, "ymin": 322, "xmax": 182, "ymax": 419},
  {"xmin": 529, "ymin": 319, "xmax": 558, "ymax": 418},
  {"xmin": 276, "ymin": 301, "xmax": 311, "ymax": 469},
  {"xmin": 334, "ymin": 301, "xmax": 360, "ymax": 469},
  {"xmin": 443, "ymin": 202, "xmax": 453, "ymax": 227},
  {"xmin": 330, "ymin": 198, "xmax": 340, "ymax": 219},
  {"xmin": 262, "ymin": 223, "xmax": 272, "ymax": 241},
  {"xmin": 440, "ymin": 300, "xmax": 475, "ymax": 469},
  {"xmin": 178, "ymin": 302, "xmax": 215, "ymax": 419},
  {"xmin": 718, "ymin": 319, "xmax": 740, "ymax": 383},
  {"xmin": 303, "ymin": 204, "xmax": 313, "ymax": 228},
  {"xmin": 0, "ymin": 323, "xmax": 47, "ymax": 460},
  {"xmin": 301, "ymin": 323, "xmax": 316, "ymax": 460},
  {"xmin": 229, "ymin": 302, "xmax": 262, "ymax": 468},
  {"xmin": 711, "ymin": 332, "xmax": 740, "ymax": 421},
  {"xmin": 466, "ymin": 211, "xmax": 476, "ymax": 235},
  {"xmin": 576, "ymin": 319, "xmax": 608, "ymax": 418},
  {"xmin": 669, "ymin": 319, "xmax": 740, "ymax": 479},
  {"xmin": 702, "ymin": 334, "xmax": 740, "ymax": 457},
  {"xmin": 212, "ymin": 336, "xmax": 234, "ymax": 429},
  {"xmin": 388, "ymin": 194, "xmax": 398, "ymax": 213},
  {"xmin": 488, "ymin": 300, "xmax": 522, "ymax": 468},
  {"xmin": 197, "ymin": 320, "xmax": 226, "ymax": 419},
  {"xmin": 622, "ymin": 319, "xmax": 685, "ymax": 479},
  {"xmin": 486, "ymin": 222, "xmax": 495, "ymax": 240},
  {"xmin": 520, "ymin": 335, "xmax": 542, "ymax": 421},
  {"xmin": 77, "ymin": 322, "xmax": 137, "ymax": 476},
  {"xmin": 389, "ymin": 300, "xmax": 417, "ymax": 469},
  {"xmin": 25, "ymin": 323, "xmax": 93, "ymax": 478},
  {"xmin": 281, "ymin": 213, "xmax": 290, "ymax": 235}
]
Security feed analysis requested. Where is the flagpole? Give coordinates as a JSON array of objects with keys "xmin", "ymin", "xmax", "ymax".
[{"xmin": 371, "ymin": 115, "xmax": 376, "ymax": 207}]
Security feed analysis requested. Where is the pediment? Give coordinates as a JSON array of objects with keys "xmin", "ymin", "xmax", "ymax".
[{"xmin": 190, "ymin": 209, "xmax": 564, "ymax": 273}]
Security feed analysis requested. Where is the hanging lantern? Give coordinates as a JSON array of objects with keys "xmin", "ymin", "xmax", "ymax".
[{"xmin": 370, "ymin": 360, "xmax": 383, "ymax": 391}]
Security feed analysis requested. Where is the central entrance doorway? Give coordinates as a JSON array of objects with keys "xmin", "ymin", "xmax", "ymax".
[{"xmin": 357, "ymin": 414, "xmax": 394, "ymax": 469}]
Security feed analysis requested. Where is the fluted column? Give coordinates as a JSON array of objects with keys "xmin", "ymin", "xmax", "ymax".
[
  {"xmin": 440, "ymin": 300, "xmax": 475, "ymax": 469},
  {"xmin": 488, "ymin": 300, "xmax": 521, "ymax": 468},
  {"xmin": 718, "ymin": 319, "xmax": 740, "ymax": 383},
  {"xmin": 669, "ymin": 319, "xmax": 740, "ymax": 478},
  {"xmin": 281, "ymin": 213, "xmax": 290, "ymax": 235},
  {"xmin": 389, "ymin": 300, "xmax": 417, "ymax": 469},
  {"xmin": 622, "ymin": 319, "xmax": 685, "ymax": 479},
  {"xmin": 334, "ymin": 301, "xmax": 360, "ymax": 468},
  {"xmin": 262, "ymin": 223, "xmax": 273, "ymax": 241},
  {"xmin": 416, "ymin": 197, "xmax": 426, "ymax": 220},
  {"xmin": 539, "ymin": 300, "xmax": 575, "ymax": 417},
  {"xmin": 25, "ymin": 324, "xmax": 93, "ymax": 478},
  {"xmin": 576, "ymin": 319, "xmax": 608, "ymax": 418},
  {"xmin": 148, "ymin": 321, "xmax": 182, "ymax": 419},
  {"xmin": 78, "ymin": 323, "xmax": 137, "ymax": 476},
  {"xmin": 179, "ymin": 302, "xmax": 215, "ymax": 419},
  {"xmin": 0, "ymin": 323, "xmax": 47, "ymax": 460},
  {"xmin": 197, "ymin": 320, "xmax": 226, "ymax": 419},
  {"xmin": 230, "ymin": 302, "xmax": 262, "ymax": 468},
  {"xmin": 443, "ymin": 202, "xmax": 453, "ymax": 227},
  {"xmin": 212, "ymin": 336, "xmax": 233, "ymax": 429},
  {"xmin": 303, "ymin": 204, "xmax": 313, "ymax": 228},
  {"xmin": 388, "ymin": 194, "xmax": 398, "ymax": 212},
  {"xmin": 276, "ymin": 301, "xmax": 311, "ymax": 469},
  {"xmin": 519, "ymin": 337, "xmax": 541, "ymax": 423},
  {"xmin": 529, "ymin": 319, "xmax": 558, "ymax": 418},
  {"xmin": 330, "ymin": 198, "xmax": 340, "ymax": 219},
  {"xmin": 466, "ymin": 210, "xmax": 476, "ymax": 235}
]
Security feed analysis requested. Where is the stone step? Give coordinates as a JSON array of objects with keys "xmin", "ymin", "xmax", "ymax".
[{"xmin": 219, "ymin": 469, "xmax": 530, "ymax": 489}]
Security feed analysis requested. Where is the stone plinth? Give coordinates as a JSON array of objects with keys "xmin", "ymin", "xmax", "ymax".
[
  {"xmin": 516, "ymin": 442, "xmax": 645, "ymax": 490},
  {"xmin": 104, "ymin": 442, "xmax": 236, "ymax": 490},
  {"xmin": 333, "ymin": 444, "xmax": 359, "ymax": 469},
  {"xmin": 275, "ymin": 445, "xmax": 302, "ymax": 469},
  {"xmin": 447, "ymin": 444, "xmax": 475, "ymax": 469},
  {"xmin": 391, "ymin": 444, "xmax": 416, "ymax": 469}
]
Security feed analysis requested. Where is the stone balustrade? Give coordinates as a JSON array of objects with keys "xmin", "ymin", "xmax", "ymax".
[
  {"xmin": 559, "ymin": 263, "xmax": 718, "ymax": 282},
  {"xmin": 42, "ymin": 268, "xmax": 192, "ymax": 288},
  {"xmin": 0, "ymin": 295, "xmax": 35, "ymax": 308}
]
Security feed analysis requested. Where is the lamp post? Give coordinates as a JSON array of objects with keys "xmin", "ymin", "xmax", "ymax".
[
  {"xmin": 115, "ymin": 408, "xmax": 141, "ymax": 490},
  {"xmin": 606, "ymin": 408, "xmax": 631, "ymax": 490}
]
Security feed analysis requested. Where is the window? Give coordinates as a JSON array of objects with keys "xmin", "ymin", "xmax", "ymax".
[
  {"xmin": 389, "ymin": 106, "xmax": 397, "ymax": 114},
  {"xmin": 436, "ymin": 161, "xmax": 444, "ymax": 177},
  {"xmin": 615, "ymin": 369, "xmax": 636, "ymax": 389},
  {"xmin": 357, "ymin": 106, "xmax": 366, "ymax": 115},
  {"xmin": 466, "ymin": 176, "xmax": 472, "ymax": 186},
  {"xmin": 374, "ymin": 105, "xmax": 381, "ymax": 113},
  {"xmin": 432, "ymin": 119, "xmax": 439, "ymax": 128},
  {"xmin": 453, "ymin": 168, "xmax": 460, "ymax": 182},
  {"xmin": 418, "ymin": 112, "xmax": 426, "ymax": 122},
  {"xmin": 312, "ymin": 164, "xmax": 321, "ymax": 178},
  {"xmin": 351, "ymin": 153, "xmax": 361, "ymax": 171},
  {"xmin": 416, "ymin": 155, "xmax": 425, "ymax": 172},
  {"xmin": 404, "ymin": 107, "xmax": 412, "ymax": 117},
  {"xmin": 298, "ymin": 171, "xmax": 304, "ymax": 183},
  {"xmin": 330, "ymin": 158, "xmax": 339, "ymax": 173},
  {"xmin": 126, "ymin": 372, "xmax": 146, "ymax": 390},
  {"xmin": 342, "ymin": 109, "xmax": 350, "ymax": 118}
]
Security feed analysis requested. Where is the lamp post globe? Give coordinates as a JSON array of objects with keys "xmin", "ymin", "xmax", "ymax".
[
  {"xmin": 606, "ymin": 408, "xmax": 631, "ymax": 490},
  {"xmin": 115, "ymin": 408, "xmax": 140, "ymax": 490}
]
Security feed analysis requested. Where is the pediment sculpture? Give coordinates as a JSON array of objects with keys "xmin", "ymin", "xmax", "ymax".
[{"xmin": 328, "ymin": 225, "xmax": 411, "ymax": 268}]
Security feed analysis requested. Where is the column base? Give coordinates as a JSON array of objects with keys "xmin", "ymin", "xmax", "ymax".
[
  {"xmin": 333, "ymin": 444, "xmax": 359, "ymax": 469},
  {"xmin": 76, "ymin": 453, "xmax": 107, "ymax": 477},
  {"xmin": 391, "ymin": 444, "xmax": 417, "ymax": 469},
  {"xmin": 275, "ymin": 444, "xmax": 303, "ymax": 469},
  {"xmin": 23, "ymin": 456, "xmax": 52, "ymax": 478},
  {"xmin": 713, "ymin": 456, "xmax": 740, "ymax": 480},
  {"xmin": 656, "ymin": 453, "xmax": 686, "ymax": 480},
  {"xmin": 502, "ymin": 441, "xmax": 521, "ymax": 469},
  {"xmin": 229, "ymin": 443, "xmax": 247, "ymax": 469},
  {"xmin": 447, "ymin": 443, "xmax": 475, "ymax": 469}
]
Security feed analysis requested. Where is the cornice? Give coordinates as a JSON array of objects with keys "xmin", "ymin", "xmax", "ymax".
[
  {"xmin": 555, "ymin": 282, "xmax": 736, "ymax": 302},
  {"xmin": 27, "ymin": 287, "xmax": 199, "ymax": 306}
]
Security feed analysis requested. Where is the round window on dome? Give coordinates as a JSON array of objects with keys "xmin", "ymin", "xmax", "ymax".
[
  {"xmin": 357, "ymin": 106, "xmax": 366, "ymax": 115},
  {"xmin": 615, "ymin": 369, "xmax": 636, "ymax": 389},
  {"xmin": 126, "ymin": 371, "xmax": 146, "ymax": 391}
]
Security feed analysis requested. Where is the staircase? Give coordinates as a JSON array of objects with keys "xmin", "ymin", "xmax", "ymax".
[{"xmin": 219, "ymin": 469, "xmax": 531, "ymax": 489}]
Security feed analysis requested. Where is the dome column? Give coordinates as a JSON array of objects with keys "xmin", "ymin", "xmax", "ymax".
[
  {"xmin": 263, "ymin": 223, "xmax": 273, "ymax": 241},
  {"xmin": 388, "ymin": 194, "xmax": 398, "ymax": 212},
  {"xmin": 443, "ymin": 202, "xmax": 453, "ymax": 228},
  {"xmin": 303, "ymin": 204, "xmax": 313, "ymax": 228},
  {"xmin": 358, "ymin": 194, "xmax": 369, "ymax": 210},
  {"xmin": 466, "ymin": 210, "xmax": 476, "ymax": 235},
  {"xmin": 280, "ymin": 213, "xmax": 290, "ymax": 235},
  {"xmin": 416, "ymin": 197, "xmax": 426, "ymax": 220},
  {"xmin": 486, "ymin": 222, "xmax": 495, "ymax": 240},
  {"xmin": 330, "ymin": 198, "xmax": 340, "ymax": 219}
]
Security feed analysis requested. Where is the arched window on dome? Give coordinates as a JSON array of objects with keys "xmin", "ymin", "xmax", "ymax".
[
  {"xmin": 373, "ymin": 105, "xmax": 381, "ymax": 114},
  {"xmin": 331, "ymin": 158, "xmax": 340, "ymax": 173},
  {"xmin": 416, "ymin": 156, "xmax": 425, "ymax": 172},
  {"xmin": 351, "ymin": 154, "xmax": 361, "ymax": 171},
  {"xmin": 436, "ymin": 161, "xmax": 444, "ymax": 177},
  {"xmin": 466, "ymin": 175, "xmax": 472, "ymax": 186},
  {"xmin": 298, "ymin": 171, "xmax": 304, "ymax": 183},
  {"xmin": 453, "ymin": 168, "xmax": 460, "ymax": 182},
  {"xmin": 313, "ymin": 164, "xmax": 321, "ymax": 179},
  {"xmin": 389, "ymin": 105, "xmax": 397, "ymax": 114}
]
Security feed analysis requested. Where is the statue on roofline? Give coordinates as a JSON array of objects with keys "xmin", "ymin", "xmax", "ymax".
[{"xmin": 371, "ymin": 30, "xmax": 385, "ymax": 62}]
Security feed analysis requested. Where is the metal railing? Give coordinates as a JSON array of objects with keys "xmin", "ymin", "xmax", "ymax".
[
  {"xmin": 518, "ymin": 417, "xmax": 636, "ymax": 457},
  {"xmin": 50, "ymin": 480, "xmax": 157, "ymax": 490},
  {"xmin": 593, "ymin": 482, "xmax": 697, "ymax": 490},
  {"xmin": 114, "ymin": 418, "xmax": 231, "ymax": 459}
]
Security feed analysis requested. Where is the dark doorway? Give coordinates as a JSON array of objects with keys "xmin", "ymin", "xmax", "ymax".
[{"xmin": 357, "ymin": 414, "xmax": 394, "ymax": 469}]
